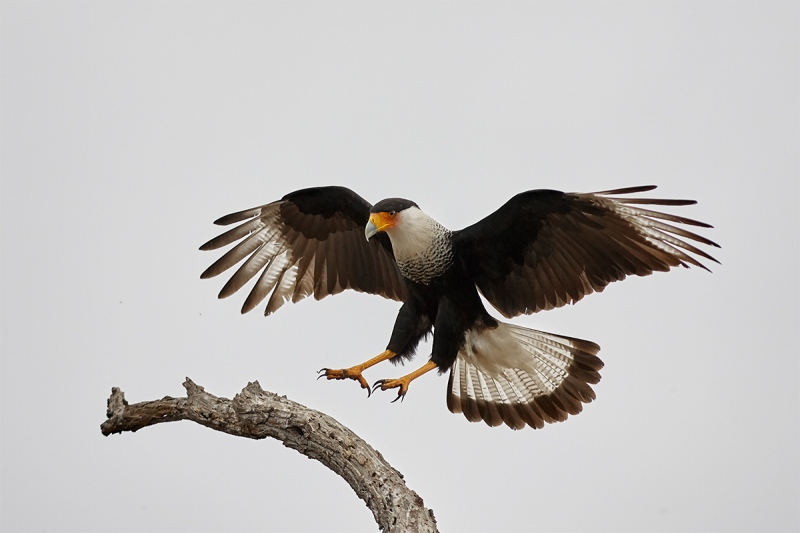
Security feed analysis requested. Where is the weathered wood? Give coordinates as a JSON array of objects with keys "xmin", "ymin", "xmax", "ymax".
[{"xmin": 101, "ymin": 378, "xmax": 438, "ymax": 533}]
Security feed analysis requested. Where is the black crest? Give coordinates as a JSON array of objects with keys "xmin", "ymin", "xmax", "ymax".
[{"xmin": 370, "ymin": 198, "xmax": 419, "ymax": 214}]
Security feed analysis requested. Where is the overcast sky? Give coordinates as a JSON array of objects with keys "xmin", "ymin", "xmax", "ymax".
[{"xmin": 2, "ymin": 2, "xmax": 798, "ymax": 532}]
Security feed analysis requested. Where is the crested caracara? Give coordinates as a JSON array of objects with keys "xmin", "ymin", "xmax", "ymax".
[{"xmin": 200, "ymin": 185, "xmax": 719, "ymax": 430}]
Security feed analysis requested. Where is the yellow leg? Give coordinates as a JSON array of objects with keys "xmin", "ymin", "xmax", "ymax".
[
  {"xmin": 372, "ymin": 360, "xmax": 438, "ymax": 402},
  {"xmin": 318, "ymin": 350, "xmax": 396, "ymax": 394}
]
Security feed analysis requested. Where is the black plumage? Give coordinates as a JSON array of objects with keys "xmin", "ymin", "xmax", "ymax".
[{"xmin": 200, "ymin": 185, "xmax": 719, "ymax": 429}]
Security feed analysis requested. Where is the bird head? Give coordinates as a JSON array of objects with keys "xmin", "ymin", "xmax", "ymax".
[{"xmin": 365, "ymin": 198, "xmax": 420, "ymax": 241}]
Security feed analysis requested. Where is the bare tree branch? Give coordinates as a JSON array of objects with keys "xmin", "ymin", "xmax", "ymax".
[{"xmin": 101, "ymin": 378, "xmax": 438, "ymax": 533}]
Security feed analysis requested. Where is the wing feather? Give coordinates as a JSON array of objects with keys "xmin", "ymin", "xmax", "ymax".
[
  {"xmin": 454, "ymin": 186, "xmax": 719, "ymax": 318},
  {"xmin": 200, "ymin": 186, "xmax": 407, "ymax": 315}
]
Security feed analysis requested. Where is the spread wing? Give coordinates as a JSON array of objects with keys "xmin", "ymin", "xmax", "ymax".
[
  {"xmin": 200, "ymin": 186, "xmax": 407, "ymax": 315},
  {"xmin": 453, "ymin": 185, "xmax": 720, "ymax": 318}
]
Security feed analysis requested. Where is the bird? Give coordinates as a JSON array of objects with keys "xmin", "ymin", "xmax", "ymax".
[{"xmin": 200, "ymin": 185, "xmax": 719, "ymax": 430}]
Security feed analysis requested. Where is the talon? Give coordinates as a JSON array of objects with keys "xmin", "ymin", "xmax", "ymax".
[
  {"xmin": 371, "ymin": 361, "xmax": 438, "ymax": 403},
  {"xmin": 318, "ymin": 366, "xmax": 374, "ymax": 396},
  {"xmin": 322, "ymin": 367, "xmax": 366, "ymax": 385},
  {"xmin": 371, "ymin": 380, "xmax": 386, "ymax": 394},
  {"xmin": 319, "ymin": 368, "xmax": 342, "ymax": 380},
  {"xmin": 317, "ymin": 350, "xmax": 396, "ymax": 396},
  {"xmin": 371, "ymin": 378, "xmax": 409, "ymax": 402}
]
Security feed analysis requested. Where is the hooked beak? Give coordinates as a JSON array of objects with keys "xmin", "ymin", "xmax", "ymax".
[
  {"xmin": 365, "ymin": 212, "xmax": 395, "ymax": 241},
  {"xmin": 365, "ymin": 220, "xmax": 379, "ymax": 241}
]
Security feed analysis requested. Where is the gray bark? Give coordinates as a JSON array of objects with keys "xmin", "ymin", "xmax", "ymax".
[{"xmin": 101, "ymin": 378, "xmax": 438, "ymax": 533}]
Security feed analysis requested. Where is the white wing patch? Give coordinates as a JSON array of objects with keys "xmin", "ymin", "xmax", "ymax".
[{"xmin": 447, "ymin": 322, "xmax": 603, "ymax": 430}]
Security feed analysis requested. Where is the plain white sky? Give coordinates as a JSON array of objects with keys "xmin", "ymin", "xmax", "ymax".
[{"xmin": 2, "ymin": 2, "xmax": 798, "ymax": 532}]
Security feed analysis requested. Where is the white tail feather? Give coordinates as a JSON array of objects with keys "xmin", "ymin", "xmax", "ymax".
[{"xmin": 447, "ymin": 322, "xmax": 603, "ymax": 430}]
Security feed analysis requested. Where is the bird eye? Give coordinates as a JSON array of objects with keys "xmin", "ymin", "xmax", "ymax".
[{"xmin": 389, "ymin": 211, "xmax": 396, "ymax": 217}]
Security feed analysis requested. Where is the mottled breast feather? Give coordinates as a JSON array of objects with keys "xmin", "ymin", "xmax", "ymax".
[{"xmin": 396, "ymin": 224, "xmax": 455, "ymax": 285}]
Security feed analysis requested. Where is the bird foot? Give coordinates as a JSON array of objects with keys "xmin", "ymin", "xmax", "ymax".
[
  {"xmin": 371, "ymin": 360, "xmax": 439, "ymax": 403},
  {"xmin": 318, "ymin": 367, "xmax": 371, "ymax": 396},
  {"xmin": 317, "ymin": 350, "xmax": 397, "ymax": 397},
  {"xmin": 371, "ymin": 378, "xmax": 409, "ymax": 403}
]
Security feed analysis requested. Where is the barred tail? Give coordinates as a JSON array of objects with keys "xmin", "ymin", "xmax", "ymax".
[{"xmin": 446, "ymin": 322, "xmax": 603, "ymax": 430}]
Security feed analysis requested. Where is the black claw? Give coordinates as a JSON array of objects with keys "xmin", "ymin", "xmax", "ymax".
[
  {"xmin": 372, "ymin": 379, "xmax": 407, "ymax": 403},
  {"xmin": 319, "ymin": 368, "xmax": 374, "ymax": 398}
]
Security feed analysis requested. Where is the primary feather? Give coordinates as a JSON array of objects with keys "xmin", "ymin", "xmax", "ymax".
[
  {"xmin": 454, "ymin": 186, "xmax": 719, "ymax": 317},
  {"xmin": 200, "ymin": 186, "xmax": 407, "ymax": 314}
]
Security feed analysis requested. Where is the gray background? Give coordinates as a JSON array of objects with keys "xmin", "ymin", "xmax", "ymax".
[{"xmin": 2, "ymin": 2, "xmax": 798, "ymax": 532}]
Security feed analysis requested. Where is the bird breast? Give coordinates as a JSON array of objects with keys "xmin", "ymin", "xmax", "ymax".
[{"xmin": 390, "ymin": 214, "xmax": 454, "ymax": 285}]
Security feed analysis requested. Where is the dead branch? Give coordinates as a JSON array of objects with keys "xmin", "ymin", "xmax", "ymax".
[{"xmin": 101, "ymin": 378, "xmax": 438, "ymax": 533}]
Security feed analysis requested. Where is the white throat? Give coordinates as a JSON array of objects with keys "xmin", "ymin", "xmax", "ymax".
[{"xmin": 385, "ymin": 207, "xmax": 454, "ymax": 284}]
